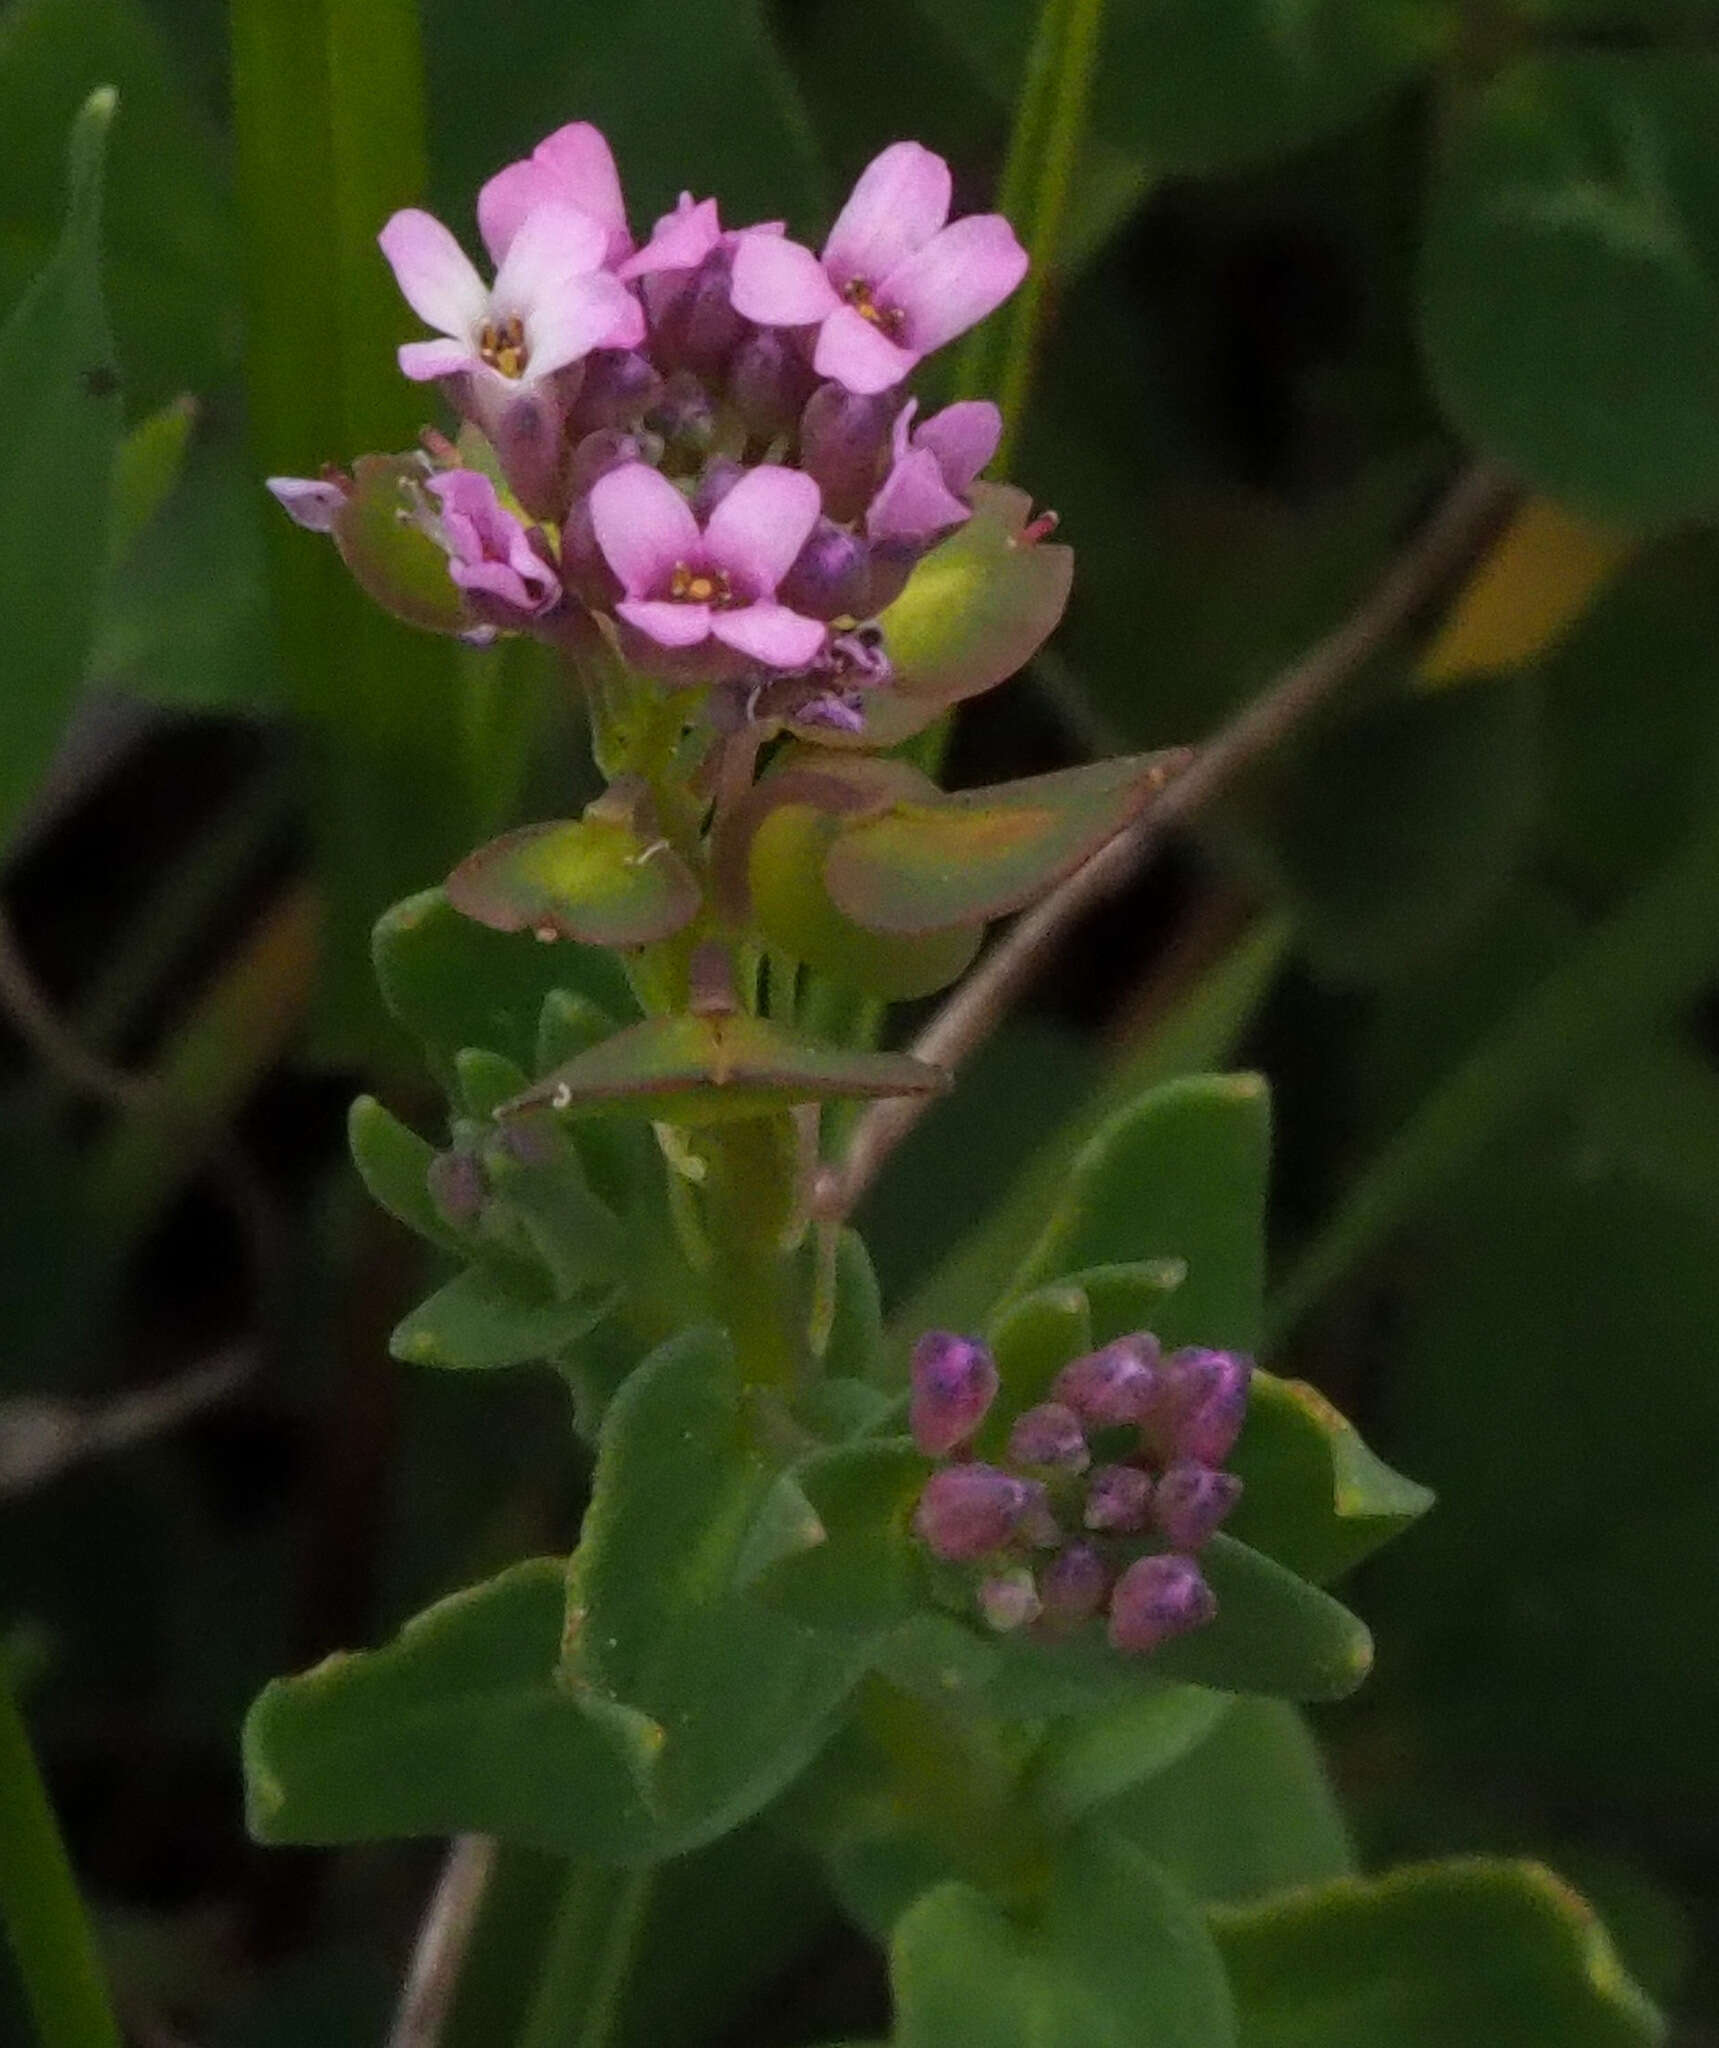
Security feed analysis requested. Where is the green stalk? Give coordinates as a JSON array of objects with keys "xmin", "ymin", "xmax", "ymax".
[
  {"xmin": 701, "ymin": 1114, "xmax": 804, "ymax": 1393},
  {"xmin": 0, "ymin": 1671, "xmax": 122, "ymax": 2048},
  {"xmin": 1268, "ymin": 810, "xmax": 1719, "ymax": 1343},
  {"xmin": 514, "ymin": 1863, "xmax": 654, "ymax": 2048}
]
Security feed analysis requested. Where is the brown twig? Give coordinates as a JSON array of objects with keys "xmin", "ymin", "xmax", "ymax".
[
  {"xmin": 821, "ymin": 462, "xmax": 1515, "ymax": 1217},
  {"xmin": 386, "ymin": 1834, "xmax": 497, "ymax": 2048}
]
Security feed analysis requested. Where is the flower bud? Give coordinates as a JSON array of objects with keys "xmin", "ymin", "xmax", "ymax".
[
  {"xmin": 1152, "ymin": 1461, "xmax": 1242, "ymax": 1550},
  {"xmin": 647, "ymin": 369, "xmax": 718, "ymax": 465},
  {"xmin": 1053, "ymin": 1335, "xmax": 1162, "ymax": 1429},
  {"xmin": 979, "ymin": 1566, "xmax": 1042, "ymax": 1633},
  {"xmin": 1108, "ymin": 1554, "xmax": 1217, "ymax": 1655},
  {"xmin": 1037, "ymin": 1542, "xmax": 1108, "ymax": 1631},
  {"xmin": 730, "ymin": 327, "xmax": 816, "ymax": 440},
  {"xmin": 1006, "ymin": 1401, "xmax": 1089, "ymax": 1473},
  {"xmin": 799, "ymin": 384, "xmax": 895, "ymax": 523},
  {"xmin": 567, "ymin": 349, "xmax": 661, "ymax": 436},
  {"xmin": 482, "ymin": 385, "xmax": 569, "ymax": 522},
  {"xmin": 427, "ymin": 1148, "xmax": 486, "ymax": 1230},
  {"xmin": 1082, "ymin": 1462, "xmax": 1153, "ymax": 1534},
  {"xmin": 909, "ymin": 1332, "xmax": 998, "ymax": 1456},
  {"xmin": 691, "ymin": 455, "xmax": 746, "ymax": 523},
  {"xmin": 1155, "ymin": 1348, "xmax": 1252, "ymax": 1465},
  {"xmin": 780, "ymin": 519, "xmax": 873, "ymax": 621},
  {"xmin": 913, "ymin": 1463, "xmax": 1031, "ymax": 1560}
]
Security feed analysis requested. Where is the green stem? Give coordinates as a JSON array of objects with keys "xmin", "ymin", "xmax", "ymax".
[
  {"xmin": 1267, "ymin": 810, "xmax": 1719, "ymax": 1344},
  {"xmin": 0, "ymin": 1671, "xmax": 122, "ymax": 2048},
  {"xmin": 702, "ymin": 1115, "xmax": 803, "ymax": 1392},
  {"xmin": 514, "ymin": 1863, "xmax": 654, "ymax": 2048}
]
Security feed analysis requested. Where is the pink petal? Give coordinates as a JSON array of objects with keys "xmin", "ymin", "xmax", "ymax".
[
  {"xmin": 729, "ymin": 232, "xmax": 839, "ymax": 327},
  {"xmin": 533, "ymin": 123, "xmax": 631, "ymax": 260},
  {"xmin": 476, "ymin": 162, "xmax": 557, "ymax": 267},
  {"xmin": 617, "ymin": 597, "xmax": 712, "ymax": 647},
  {"xmin": 704, "ymin": 464, "xmax": 822, "ymax": 596},
  {"xmin": 492, "ymin": 202, "xmax": 609, "ymax": 314},
  {"xmin": 379, "ymin": 209, "xmax": 487, "ymax": 340},
  {"xmin": 822, "ymin": 141, "xmax": 951, "ymax": 289},
  {"xmin": 865, "ymin": 446, "xmax": 970, "ymax": 543},
  {"xmin": 812, "ymin": 303, "xmax": 918, "ymax": 395},
  {"xmin": 881, "ymin": 213, "xmax": 1028, "ymax": 355},
  {"xmin": 267, "ymin": 477, "xmax": 346, "ymax": 533},
  {"xmin": 526, "ymin": 270, "xmax": 645, "ymax": 376},
  {"xmin": 618, "ymin": 194, "xmax": 723, "ymax": 281},
  {"xmin": 915, "ymin": 400, "xmax": 1002, "ymax": 493},
  {"xmin": 711, "ymin": 601, "xmax": 826, "ymax": 669},
  {"xmin": 589, "ymin": 463, "xmax": 701, "ymax": 595},
  {"xmin": 398, "ymin": 337, "xmax": 475, "ymax": 381}
]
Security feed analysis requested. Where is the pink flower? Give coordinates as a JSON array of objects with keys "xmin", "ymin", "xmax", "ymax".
[
  {"xmin": 379, "ymin": 204, "xmax": 644, "ymax": 398},
  {"xmin": 729, "ymin": 141, "xmax": 1027, "ymax": 395},
  {"xmin": 866, "ymin": 398, "xmax": 1003, "ymax": 543},
  {"xmin": 618, "ymin": 192, "xmax": 726, "ymax": 282},
  {"xmin": 266, "ymin": 475, "xmax": 348, "ymax": 533},
  {"xmin": 476, "ymin": 122, "xmax": 632, "ymax": 269},
  {"xmin": 426, "ymin": 469, "xmax": 561, "ymax": 624},
  {"xmin": 588, "ymin": 462, "xmax": 826, "ymax": 669}
]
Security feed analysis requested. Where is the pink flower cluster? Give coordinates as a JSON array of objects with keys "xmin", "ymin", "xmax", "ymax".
[
  {"xmin": 908, "ymin": 1330, "xmax": 1252, "ymax": 1654},
  {"xmin": 269, "ymin": 125, "xmax": 1028, "ymax": 732}
]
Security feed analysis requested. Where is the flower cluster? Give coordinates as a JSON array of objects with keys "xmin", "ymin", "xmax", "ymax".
[
  {"xmin": 268, "ymin": 124, "xmax": 1029, "ymax": 737},
  {"xmin": 908, "ymin": 1330, "xmax": 1252, "ymax": 1654}
]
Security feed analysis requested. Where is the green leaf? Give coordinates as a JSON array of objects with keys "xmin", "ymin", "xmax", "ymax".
[
  {"xmin": 1100, "ymin": 1698, "xmax": 1355, "ymax": 1905},
  {"xmin": 389, "ymin": 1267, "xmax": 615, "ymax": 1372},
  {"xmin": 0, "ymin": 86, "xmax": 120, "ymax": 856},
  {"xmin": 372, "ymin": 888, "xmax": 634, "ymax": 1076},
  {"xmin": 756, "ymin": 1439, "xmax": 928, "ymax": 1634},
  {"xmin": 1422, "ymin": 54, "xmax": 1719, "ymax": 525},
  {"xmin": 822, "ymin": 1229, "xmax": 889, "ymax": 1385},
  {"xmin": 506, "ymin": 1012, "xmax": 947, "ymax": 1126},
  {"xmin": 1031, "ymin": 1684, "xmax": 1232, "ymax": 1824},
  {"xmin": 980, "ymin": 1282, "xmax": 1093, "ymax": 1440},
  {"xmin": 347, "ymin": 1094, "xmax": 463, "ymax": 1254},
  {"xmin": 1014, "ymin": 1073, "xmax": 1269, "ymax": 1350},
  {"xmin": 454, "ymin": 1047, "xmax": 529, "ymax": 1121},
  {"xmin": 1226, "ymin": 1371, "xmax": 1434, "ymax": 1584},
  {"xmin": 104, "ymin": 394, "xmax": 194, "ymax": 572},
  {"xmin": 243, "ymin": 1559, "xmax": 658, "ymax": 1858},
  {"xmin": 447, "ymin": 809, "xmax": 702, "ymax": 951},
  {"xmin": 1214, "ymin": 1859, "xmax": 1664, "ymax": 2047},
  {"xmin": 876, "ymin": 485, "xmax": 1074, "ymax": 722},
  {"xmin": 566, "ymin": 1327, "xmax": 872, "ymax": 1853},
  {"xmin": 478, "ymin": 1123, "xmax": 626, "ymax": 1299},
  {"xmin": 892, "ymin": 1835, "xmax": 1236, "ymax": 2048},
  {"xmin": 825, "ymin": 752, "xmax": 1183, "ymax": 937}
]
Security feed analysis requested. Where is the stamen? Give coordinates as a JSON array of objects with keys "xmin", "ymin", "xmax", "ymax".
[
  {"xmin": 669, "ymin": 561, "xmax": 734, "ymax": 606},
  {"xmin": 478, "ymin": 314, "xmax": 529, "ymax": 379},
  {"xmin": 841, "ymin": 277, "xmax": 906, "ymax": 339}
]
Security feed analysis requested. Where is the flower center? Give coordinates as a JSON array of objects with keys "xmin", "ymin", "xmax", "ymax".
[
  {"xmin": 842, "ymin": 278, "xmax": 906, "ymax": 339},
  {"xmin": 478, "ymin": 314, "xmax": 529, "ymax": 380},
  {"xmin": 669, "ymin": 561, "xmax": 734, "ymax": 606}
]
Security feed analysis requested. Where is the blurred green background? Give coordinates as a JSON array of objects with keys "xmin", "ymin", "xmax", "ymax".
[{"xmin": 3, "ymin": 0, "xmax": 1719, "ymax": 2039}]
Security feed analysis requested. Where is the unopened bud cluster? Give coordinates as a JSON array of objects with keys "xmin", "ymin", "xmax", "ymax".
[{"xmin": 908, "ymin": 1330, "xmax": 1252, "ymax": 1655}]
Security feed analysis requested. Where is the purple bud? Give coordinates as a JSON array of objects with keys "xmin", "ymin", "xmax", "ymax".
[
  {"xmin": 910, "ymin": 1332, "xmax": 998, "ymax": 1456},
  {"xmin": 1037, "ymin": 1543, "xmax": 1108, "ymax": 1631},
  {"xmin": 1053, "ymin": 1335, "xmax": 1162, "ymax": 1429},
  {"xmin": 483, "ymin": 386, "xmax": 569, "ymax": 522},
  {"xmin": 780, "ymin": 519, "xmax": 873, "ymax": 621},
  {"xmin": 793, "ymin": 689, "xmax": 868, "ymax": 734},
  {"xmin": 729, "ymin": 328, "xmax": 816, "ymax": 440},
  {"xmin": 979, "ymin": 1566, "xmax": 1041, "ymax": 1633},
  {"xmin": 647, "ymin": 369, "xmax": 718, "ymax": 461},
  {"xmin": 426, "ymin": 1148, "xmax": 486, "ymax": 1230},
  {"xmin": 862, "ymin": 536, "xmax": 919, "ymax": 615},
  {"xmin": 567, "ymin": 349, "xmax": 661, "ymax": 437},
  {"xmin": 1155, "ymin": 1348, "xmax": 1253, "ymax": 1465},
  {"xmin": 1083, "ymin": 1463, "xmax": 1153, "ymax": 1534},
  {"xmin": 913, "ymin": 1463, "xmax": 1032, "ymax": 1561},
  {"xmin": 1108, "ymin": 1554, "xmax": 1217, "ymax": 1655},
  {"xmin": 799, "ymin": 384, "xmax": 896, "ymax": 523},
  {"xmin": 691, "ymin": 455, "xmax": 746, "ymax": 523},
  {"xmin": 568, "ymin": 429, "xmax": 647, "ymax": 497},
  {"xmin": 1006, "ymin": 1401, "xmax": 1090, "ymax": 1473},
  {"xmin": 1018, "ymin": 1480, "xmax": 1062, "ymax": 1548},
  {"xmin": 648, "ymin": 252, "xmax": 743, "ymax": 376},
  {"xmin": 1152, "ymin": 1461, "xmax": 1242, "ymax": 1550},
  {"xmin": 493, "ymin": 1113, "xmax": 560, "ymax": 1170}
]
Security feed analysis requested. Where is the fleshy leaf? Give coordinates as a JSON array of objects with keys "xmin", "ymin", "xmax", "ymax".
[
  {"xmin": 447, "ymin": 808, "xmax": 701, "ymax": 951},
  {"xmin": 390, "ymin": 1266, "xmax": 616, "ymax": 1371},
  {"xmin": 1227, "ymin": 1371, "xmax": 1435, "ymax": 1584},
  {"xmin": 752, "ymin": 1439, "xmax": 928, "ymax": 1634},
  {"xmin": 347, "ymin": 1094, "xmax": 463, "ymax": 1254},
  {"xmin": 503, "ymin": 1012, "xmax": 947, "ymax": 1126},
  {"xmin": 1032, "ymin": 1685, "xmax": 1232, "ymax": 1824},
  {"xmin": 330, "ymin": 452, "xmax": 468, "ymax": 634},
  {"xmin": 1213, "ymin": 1858, "xmax": 1664, "ymax": 2047},
  {"xmin": 878, "ymin": 483, "xmax": 1074, "ymax": 712},
  {"xmin": 824, "ymin": 753, "xmax": 1184, "ymax": 938}
]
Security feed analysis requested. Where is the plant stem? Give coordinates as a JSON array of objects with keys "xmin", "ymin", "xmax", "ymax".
[
  {"xmin": 514, "ymin": 1863, "xmax": 654, "ymax": 2048},
  {"xmin": 387, "ymin": 1835, "xmax": 497, "ymax": 2048},
  {"xmin": 0, "ymin": 1669, "xmax": 122, "ymax": 2048},
  {"xmin": 702, "ymin": 1115, "xmax": 804, "ymax": 1391},
  {"xmin": 1266, "ymin": 804, "xmax": 1719, "ymax": 1343}
]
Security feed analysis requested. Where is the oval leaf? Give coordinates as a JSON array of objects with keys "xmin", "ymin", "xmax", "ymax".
[
  {"xmin": 448, "ymin": 813, "xmax": 701, "ymax": 949},
  {"xmin": 332, "ymin": 452, "xmax": 469, "ymax": 634},
  {"xmin": 825, "ymin": 752, "xmax": 1184, "ymax": 937}
]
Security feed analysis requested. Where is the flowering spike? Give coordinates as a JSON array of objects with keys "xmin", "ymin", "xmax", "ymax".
[
  {"xmin": 1108, "ymin": 1553, "xmax": 1217, "ymax": 1655},
  {"xmin": 913, "ymin": 1463, "xmax": 1031, "ymax": 1560},
  {"xmin": 1037, "ymin": 1542, "xmax": 1108, "ymax": 1631},
  {"xmin": 1006, "ymin": 1401, "xmax": 1090, "ymax": 1473},
  {"xmin": 978, "ymin": 1566, "xmax": 1042, "ymax": 1633},
  {"xmin": 1053, "ymin": 1335, "xmax": 1162, "ymax": 1429},
  {"xmin": 1152, "ymin": 1461, "xmax": 1243, "ymax": 1550},
  {"xmin": 1156, "ymin": 1348, "xmax": 1253, "ymax": 1465},
  {"xmin": 909, "ymin": 1331, "xmax": 997, "ymax": 1456},
  {"xmin": 1082, "ymin": 1462, "xmax": 1153, "ymax": 1534}
]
